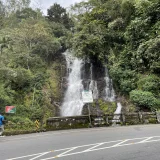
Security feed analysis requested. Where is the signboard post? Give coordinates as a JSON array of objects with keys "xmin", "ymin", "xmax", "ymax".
[
  {"xmin": 5, "ymin": 106, "xmax": 16, "ymax": 114},
  {"xmin": 82, "ymin": 90, "xmax": 93, "ymax": 127}
]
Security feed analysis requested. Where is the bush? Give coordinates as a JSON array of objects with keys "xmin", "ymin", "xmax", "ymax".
[
  {"xmin": 137, "ymin": 74, "xmax": 160, "ymax": 95},
  {"xmin": 120, "ymin": 79, "xmax": 137, "ymax": 94},
  {"xmin": 5, "ymin": 116, "xmax": 35, "ymax": 130},
  {"xmin": 109, "ymin": 66, "xmax": 137, "ymax": 94},
  {"xmin": 130, "ymin": 90, "xmax": 160, "ymax": 109},
  {"xmin": 98, "ymin": 99, "xmax": 117, "ymax": 114}
]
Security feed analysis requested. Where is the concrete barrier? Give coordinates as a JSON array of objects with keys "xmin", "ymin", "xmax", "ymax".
[
  {"xmin": 46, "ymin": 115, "xmax": 90, "ymax": 130},
  {"xmin": 46, "ymin": 112, "xmax": 159, "ymax": 130}
]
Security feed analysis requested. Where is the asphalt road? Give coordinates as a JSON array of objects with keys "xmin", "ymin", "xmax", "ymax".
[{"xmin": 1, "ymin": 124, "xmax": 160, "ymax": 160}]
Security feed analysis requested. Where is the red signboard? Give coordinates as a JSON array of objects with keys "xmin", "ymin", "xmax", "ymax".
[{"xmin": 5, "ymin": 106, "xmax": 16, "ymax": 113}]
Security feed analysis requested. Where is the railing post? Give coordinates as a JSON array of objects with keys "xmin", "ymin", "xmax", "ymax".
[
  {"xmin": 88, "ymin": 103, "xmax": 92, "ymax": 127},
  {"xmin": 122, "ymin": 113, "xmax": 125, "ymax": 124},
  {"xmin": 106, "ymin": 114, "xmax": 109, "ymax": 125},
  {"xmin": 156, "ymin": 111, "xmax": 160, "ymax": 123}
]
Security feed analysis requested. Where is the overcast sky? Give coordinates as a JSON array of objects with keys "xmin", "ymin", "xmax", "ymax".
[{"xmin": 31, "ymin": 0, "xmax": 84, "ymax": 14}]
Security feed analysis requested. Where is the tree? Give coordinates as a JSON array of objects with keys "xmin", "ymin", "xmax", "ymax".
[
  {"xmin": 4, "ymin": 0, "xmax": 31, "ymax": 16},
  {"xmin": 16, "ymin": 8, "xmax": 38, "ymax": 20},
  {"xmin": 0, "ymin": 0, "xmax": 5, "ymax": 29},
  {"xmin": 47, "ymin": 3, "xmax": 73, "ymax": 29}
]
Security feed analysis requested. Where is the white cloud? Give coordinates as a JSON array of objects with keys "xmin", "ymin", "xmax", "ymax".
[{"xmin": 31, "ymin": 0, "xmax": 83, "ymax": 15}]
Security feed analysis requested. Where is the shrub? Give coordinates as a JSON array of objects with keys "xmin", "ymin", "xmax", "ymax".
[
  {"xmin": 98, "ymin": 99, "xmax": 117, "ymax": 114},
  {"xmin": 137, "ymin": 74, "xmax": 160, "ymax": 95},
  {"xmin": 5, "ymin": 116, "xmax": 35, "ymax": 130},
  {"xmin": 130, "ymin": 90, "xmax": 160, "ymax": 109}
]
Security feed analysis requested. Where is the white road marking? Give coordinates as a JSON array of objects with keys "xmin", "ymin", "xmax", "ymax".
[
  {"xmin": 54, "ymin": 139, "xmax": 122, "ymax": 152},
  {"xmin": 57, "ymin": 147, "xmax": 77, "ymax": 157},
  {"xmin": 85, "ymin": 143, "xmax": 103, "ymax": 151},
  {"xmin": 111, "ymin": 140, "xmax": 128, "ymax": 147},
  {"xmin": 50, "ymin": 138, "xmax": 160, "ymax": 159},
  {"xmin": 29, "ymin": 152, "xmax": 49, "ymax": 160},
  {"xmin": 6, "ymin": 135, "xmax": 160, "ymax": 160},
  {"xmin": 139, "ymin": 137, "xmax": 153, "ymax": 143},
  {"xmin": 6, "ymin": 153, "xmax": 45, "ymax": 160},
  {"xmin": 40, "ymin": 157, "xmax": 57, "ymax": 160}
]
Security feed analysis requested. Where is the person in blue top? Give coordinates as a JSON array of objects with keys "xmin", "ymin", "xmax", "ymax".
[{"xmin": 0, "ymin": 113, "xmax": 4, "ymax": 136}]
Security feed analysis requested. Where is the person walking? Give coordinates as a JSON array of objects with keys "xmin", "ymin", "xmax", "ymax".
[{"xmin": 0, "ymin": 113, "xmax": 4, "ymax": 136}]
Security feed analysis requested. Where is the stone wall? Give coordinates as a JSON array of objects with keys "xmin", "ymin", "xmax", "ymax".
[
  {"xmin": 46, "ymin": 115, "xmax": 89, "ymax": 130},
  {"xmin": 46, "ymin": 112, "xmax": 160, "ymax": 130}
]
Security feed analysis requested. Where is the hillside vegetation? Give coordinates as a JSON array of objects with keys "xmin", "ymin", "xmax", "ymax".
[
  {"xmin": 0, "ymin": 0, "xmax": 72, "ymax": 125},
  {"xmin": 71, "ymin": 0, "xmax": 160, "ymax": 111}
]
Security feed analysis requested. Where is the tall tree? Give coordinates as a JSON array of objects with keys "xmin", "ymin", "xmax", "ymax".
[
  {"xmin": 4, "ymin": 0, "xmax": 31, "ymax": 16},
  {"xmin": 47, "ymin": 3, "xmax": 73, "ymax": 29}
]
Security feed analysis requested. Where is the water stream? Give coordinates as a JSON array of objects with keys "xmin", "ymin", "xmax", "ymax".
[
  {"xmin": 113, "ymin": 102, "xmax": 122, "ymax": 123},
  {"xmin": 61, "ymin": 51, "xmax": 84, "ymax": 116},
  {"xmin": 89, "ymin": 64, "xmax": 99, "ymax": 100},
  {"xmin": 104, "ymin": 68, "xmax": 115, "ymax": 102}
]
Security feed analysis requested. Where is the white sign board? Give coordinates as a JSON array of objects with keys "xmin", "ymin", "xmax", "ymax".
[{"xmin": 82, "ymin": 90, "xmax": 93, "ymax": 103}]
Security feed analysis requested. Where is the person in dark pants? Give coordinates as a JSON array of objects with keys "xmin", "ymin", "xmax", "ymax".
[{"xmin": 0, "ymin": 113, "xmax": 4, "ymax": 136}]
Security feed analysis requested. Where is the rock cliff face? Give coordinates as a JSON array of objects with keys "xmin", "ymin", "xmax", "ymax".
[{"xmin": 82, "ymin": 59, "xmax": 105, "ymax": 97}]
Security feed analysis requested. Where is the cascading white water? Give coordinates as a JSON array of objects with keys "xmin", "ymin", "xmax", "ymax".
[
  {"xmin": 89, "ymin": 80, "xmax": 98, "ymax": 100},
  {"xmin": 113, "ymin": 102, "xmax": 122, "ymax": 123},
  {"xmin": 114, "ymin": 102, "xmax": 122, "ymax": 114},
  {"xmin": 104, "ymin": 68, "xmax": 115, "ymax": 102},
  {"xmin": 61, "ymin": 51, "xmax": 84, "ymax": 116},
  {"xmin": 89, "ymin": 63, "xmax": 99, "ymax": 100}
]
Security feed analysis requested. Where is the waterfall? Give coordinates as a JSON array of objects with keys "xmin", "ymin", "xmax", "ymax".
[
  {"xmin": 89, "ymin": 81, "xmax": 98, "ymax": 100},
  {"xmin": 112, "ymin": 102, "xmax": 123, "ymax": 123},
  {"xmin": 89, "ymin": 64, "xmax": 99, "ymax": 100},
  {"xmin": 114, "ymin": 102, "xmax": 122, "ymax": 114},
  {"xmin": 104, "ymin": 68, "xmax": 115, "ymax": 102},
  {"xmin": 61, "ymin": 51, "xmax": 84, "ymax": 116}
]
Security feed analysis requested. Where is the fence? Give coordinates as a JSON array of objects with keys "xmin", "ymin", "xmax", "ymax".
[{"xmin": 46, "ymin": 112, "xmax": 160, "ymax": 130}]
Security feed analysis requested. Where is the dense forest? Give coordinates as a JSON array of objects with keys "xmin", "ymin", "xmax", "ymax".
[
  {"xmin": 0, "ymin": 0, "xmax": 72, "ymax": 124},
  {"xmin": 0, "ymin": 0, "xmax": 160, "ymax": 126}
]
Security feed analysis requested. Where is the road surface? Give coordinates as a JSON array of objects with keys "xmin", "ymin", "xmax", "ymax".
[{"xmin": 1, "ymin": 124, "xmax": 160, "ymax": 160}]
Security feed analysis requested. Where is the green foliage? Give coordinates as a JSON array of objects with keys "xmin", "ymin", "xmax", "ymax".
[
  {"xmin": 137, "ymin": 74, "xmax": 160, "ymax": 95},
  {"xmin": 110, "ymin": 66, "xmax": 137, "ymax": 94},
  {"xmin": 130, "ymin": 90, "xmax": 160, "ymax": 109},
  {"xmin": 135, "ymin": 37, "xmax": 160, "ymax": 73},
  {"xmin": 0, "ymin": 2, "xmax": 70, "ymax": 130},
  {"xmin": 0, "ymin": 84, "xmax": 15, "ymax": 112},
  {"xmin": 98, "ymin": 99, "xmax": 117, "ymax": 114},
  {"xmin": 16, "ymin": 8, "xmax": 38, "ymax": 20},
  {"xmin": 47, "ymin": 3, "xmax": 73, "ymax": 29},
  {"xmin": 72, "ymin": 20, "xmax": 108, "ymax": 60},
  {"xmin": 5, "ymin": 116, "xmax": 36, "ymax": 131},
  {"xmin": 7, "ymin": 116, "xmax": 32, "ymax": 124}
]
